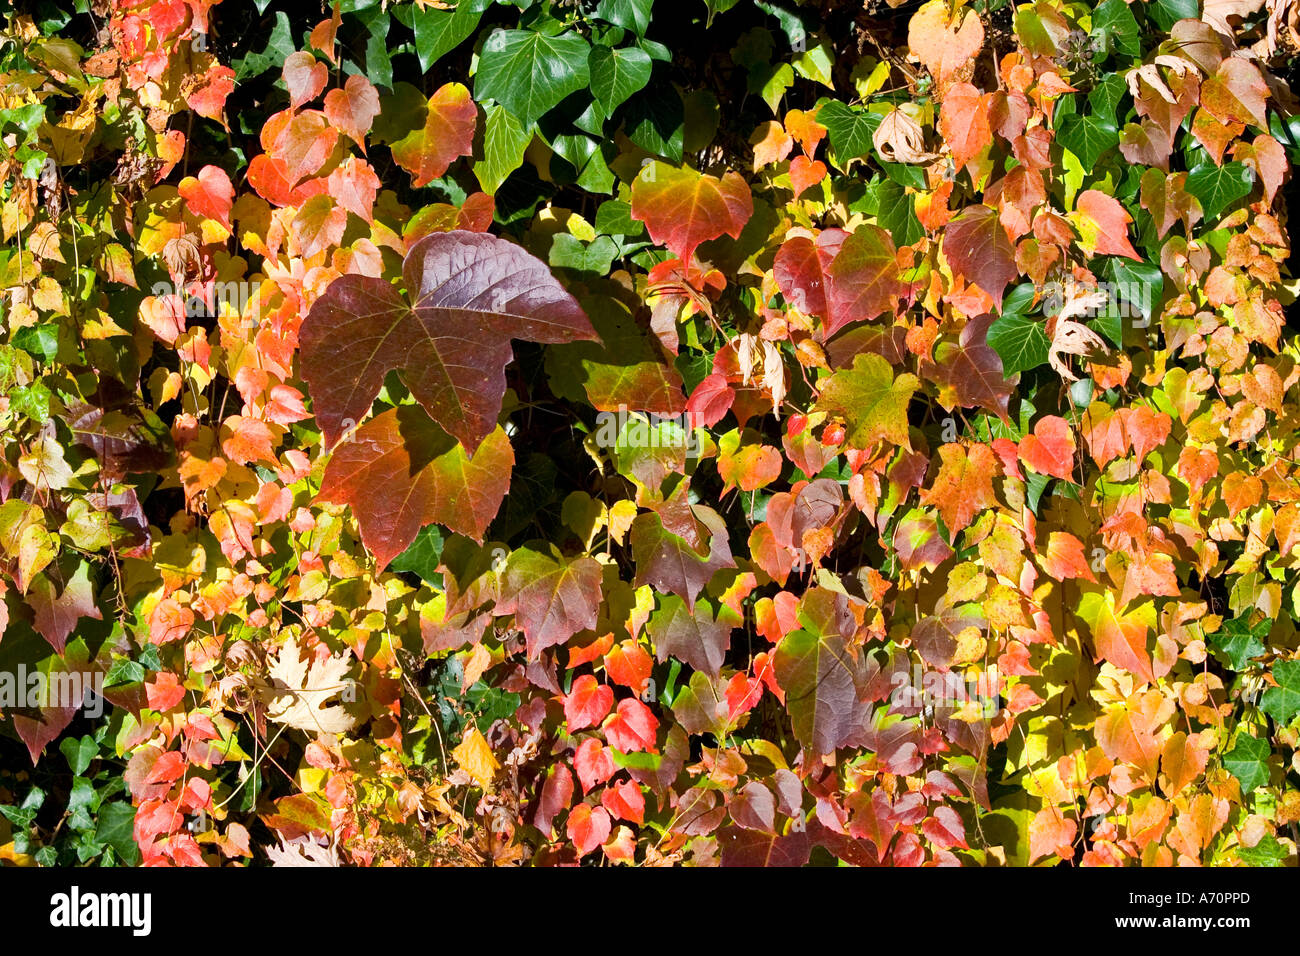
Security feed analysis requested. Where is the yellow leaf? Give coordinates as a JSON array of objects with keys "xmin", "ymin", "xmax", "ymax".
[{"xmin": 452, "ymin": 726, "xmax": 500, "ymax": 789}]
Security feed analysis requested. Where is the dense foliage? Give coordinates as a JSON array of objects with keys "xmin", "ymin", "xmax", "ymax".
[{"xmin": 2, "ymin": 0, "xmax": 1300, "ymax": 867}]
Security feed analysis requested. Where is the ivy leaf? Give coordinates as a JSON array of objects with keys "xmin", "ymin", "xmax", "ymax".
[
  {"xmin": 319, "ymin": 406, "xmax": 513, "ymax": 568},
  {"xmin": 1222, "ymin": 734, "xmax": 1270, "ymax": 795},
  {"xmin": 987, "ymin": 311, "xmax": 1050, "ymax": 376},
  {"xmin": 815, "ymin": 353, "xmax": 918, "ymax": 451},
  {"xmin": 301, "ymin": 230, "xmax": 598, "ymax": 454},
  {"xmin": 589, "ymin": 46, "xmax": 653, "ymax": 116},
  {"xmin": 817, "ymin": 100, "xmax": 877, "ymax": 164},
  {"xmin": 410, "ymin": 0, "xmax": 486, "ymax": 72},
  {"xmin": 1090, "ymin": 0, "xmax": 1141, "ymax": 58},
  {"xmin": 1057, "ymin": 113, "xmax": 1119, "ymax": 169},
  {"xmin": 1209, "ymin": 615, "xmax": 1270, "ymax": 671},
  {"xmin": 496, "ymin": 547, "xmax": 604, "ymax": 658},
  {"xmin": 624, "ymin": 82, "xmax": 685, "ymax": 162},
  {"xmin": 630, "ymin": 162, "xmax": 753, "ymax": 263},
  {"xmin": 474, "ymin": 29, "xmax": 592, "ymax": 130},
  {"xmin": 475, "ymin": 103, "xmax": 532, "ymax": 195},
  {"xmin": 595, "ymin": 0, "xmax": 653, "ymax": 35},
  {"xmin": 1184, "ymin": 161, "xmax": 1254, "ymax": 221},
  {"xmin": 1260, "ymin": 660, "xmax": 1300, "ymax": 726}
]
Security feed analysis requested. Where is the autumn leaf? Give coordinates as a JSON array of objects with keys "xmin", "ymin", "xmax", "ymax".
[
  {"xmin": 815, "ymin": 353, "xmax": 918, "ymax": 451},
  {"xmin": 318, "ymin": 405, "xmax": 514, "ymax": 569},
  {"xmin": 262, "ymin": 635, "xmax": 357, "ymax": 735},
  {"xmin": 630, "ymin": 162, "xmax": 753, "ymax": 263},
  {"xmin": 919, "ymin": 442, "xmax": 998, "ymax": 534},
  {"xmin": 390, "ymin": 82, "xmax": 477, "ymax": 188},
  {"xmin": 496, "ymin": 547, "xmax": 604, "ymax": 658},
  {"xmin": 301, "ymin": 230, "xmax": 598, "ymax": 454}
]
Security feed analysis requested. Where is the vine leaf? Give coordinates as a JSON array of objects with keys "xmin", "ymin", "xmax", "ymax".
[
  {"xmin": 630, "ymin": 162, "xmax": 753, "ymax": 263},
  {"xmin": 390, "ymin": 82, "xmax": 477, "ymax": 188},
  {"xmin": 318, "ymin": 405, "xmax": 514, "ymax": 569},
  {"xmin": 301, "ymin": 230, "xmax": 598, "ymax": 454},
  {"xmin": 815, "ymin": 352, "xmax": 918, "ymax": 451},
  {"xmin": 496, "ymin": 547, "xmax": 604, "ymax": 658}
]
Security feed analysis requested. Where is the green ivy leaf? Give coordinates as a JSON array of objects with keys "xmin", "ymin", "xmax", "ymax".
[
  {"xmin": 409, "ymin": 1, "xmax": 487, "ymax": 72},
  {"xmin": 1185, "ymin": 161, "xmax": 1255, "ymax": 221},
  {"xmin": 475, "ymin": 103, "xmax": 531, "ymax": 195},
  {"xmin": 589, "ymin": 45, "xmax": 653, "ymax": 116},
  {"xmin": 1261, "ymin": 659, "xmax": 1300, "ymax": 726},
  {"xmin": 987, "ymin": 312, "xmax": 1051, "ymax": 376},
  {"xmin": 818, "ymin": 100, "xmax": 878, "ymax": 165},
  {"xmin": 1223, "ymin": 733, "xmax": 1271, "ymax": 795},
  {"xmin": 474, "ymin": 29, "xmax": 593, "ymax": 130},
  {"xmin": 1209, "ymin": 615, "xmax": 1270, "ymax": 671},
  {"xmin": 1057, "ymin": 113, "xmax": 1119, "ymax": 168}
]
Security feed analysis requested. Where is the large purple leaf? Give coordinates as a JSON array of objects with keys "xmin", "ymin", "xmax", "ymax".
[{"xmin": 301, "ymin": 230, "xmax": 598, "ymax": 453}]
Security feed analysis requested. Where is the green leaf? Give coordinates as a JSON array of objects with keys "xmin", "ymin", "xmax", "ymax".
[
  {"xmin": 589, "ymin": 45, "xmax": 653, "ymax": 116},
  {"xmin": 411, "ymin": 0, "xmax": 486, "ymax": 71},
  {"xmin": 233, "ymin": 10, "xmax": 293, "ymax": 81},
  {"xmin": 1087, "ymin": 73, "xmax": 1129, "ymax": 125},
  {"xmin": 1102, "ymin": 257, "xmax": 1163, "ymax": 328},
  {"xmin": 624, "ymin": 83, "xmax": 685, "ymax": 163},
  {"xmin": 595, "ymin": 0, "xmax": 653, "ymax": 36},
  {"xmin": 1146, "ymin": 0, "xmax": 1200, "ymax": 32},
  {"xmin": 1261, "ymin": 660, "xmax": 1300, "ymax": 726},
  {"xmin": 549, "ymin": 234, "xmax": 620, "ymax": 274},
  {"xmin": 475, "ymin": 29, "xmax": 592, "ymax": 130},
  {"xmin": 59, "ymin": 735, "xmax": 96, "ymax": 776},
  {"xmin": 1057, "ymin": 113, "xmax": 1119, "ymax": 168},
  {"xmin": 1209, "ymin": 615, "xmax": 1270, "ymax": 671},
  {"xmin": 1184, "ymin": 161, "xmax": 1254, "ymax": 220},
  {"xmin": 1091, "ymin": 0, "xmax": 1141, "ymax": 58},
  {"xmin": 818, "ymin": 100, "xmax": 878, "ymax": 164},
  {"xmin": 94, "ymin": 802, "xmax": 141, "ymax": 866},
  {"xmin": 475, "ymin": 104, "xmax": 532, "ymax": 195},
  {"xmin": 1237, "ymin": 833, "xmax": 1286, "ymax": 866},
  {"xmin": 389, "ymin": 523, "xmax": 445, "ymax": 584},
  {"xmin": 815, "ymin": 353, "xmax": 918, "ymax": 449},
  {"xmin": 1222, "ymin": 733, "xmax": 1270, "ymax": 795},
  {"xmin": 10, "ymin": 323, "xmax": 58, "ymax": 362},
  {"xmin": 987, "ymin": 312, "xmax": 1051, "ymax": 376}
]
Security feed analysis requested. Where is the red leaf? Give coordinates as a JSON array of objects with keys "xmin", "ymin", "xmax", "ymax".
[
  {"xmin": 301, "ymin": 231, "xmax": 597, "ymax": 454},
  {"xmin": 391, "ymin": 82, "xmax": 477, "ymax": 188},
  {"xmin": 600, "ymin": 779, "xmax": 646, "ymax": 825},
  {"xmin": 602, "ymin": 698, "xmax": 659, "ymax": 753},
  {"xmin": 1018, "ymin": 415, "xmax": 1076, "ymax": 481},
  {"xmin": 566, "ymin": 804, "xmax": 611, "ymax": 857},
  {"xmin": 564, "ymin": 675, "xmax": 615, "ymax": 732},
  {"xmin": 574, "ymin": 738, "xmax": 617, "ymax": 793},
  {"xmin": 631, "ymin": 162, "xmax": 753, "ymax": 263},
  {"xmin": 318, "ymin": 405, "xmax": 514, "ymax": 568},
  {"xmin": 283, "ymin": 51, "xmax": 327, "ymax": 109},
  {"xmin": 177, "ymin": 165, "xmax": 234, "ymax": 228},
  {"xmin": 943, "ymin": 204, "xmax": 1017, "ymax": 310},
  {"xmin": 496, "ymin": 548, "xmax": 604, "ymax": 658},
  {"xmin": 324, "ymin": 74, "xmax": 381, "ymax": 150}
]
